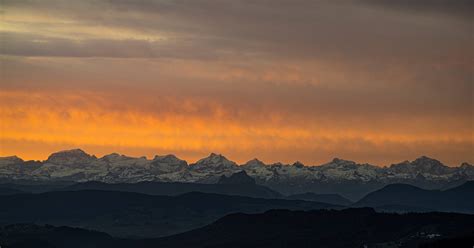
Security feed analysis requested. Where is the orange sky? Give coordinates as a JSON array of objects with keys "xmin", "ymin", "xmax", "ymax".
[{"xmin": 1, "ymin": 1, "xmax": 473, "ymax": 166}]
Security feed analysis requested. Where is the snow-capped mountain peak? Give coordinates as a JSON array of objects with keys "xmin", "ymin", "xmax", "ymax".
[
  {"xmin": 389, "ymin": 156, "xmax": 452, "ymax": 175},
  {"xmin": 100, "ymin": 153, "xmax": 127, "ymax": 162},
  {"xmin": 153, "ymin": 154, "xmax": 184, "ymax": 163},
  {"xmin": 192, "ymin": 153, "xmax": 237, "ymax": 168},
  {"xmin": 0, "ymin": 150, "xmax": 472, "ymax": 190},
  {"xmin": 0, "ymin": 156, "xmax": 24, "ymax": 166},
  {"xmin": 185, "ymin": 153, "xmax": 239, "ymax": 182},
  {"xmin": 412, "ymin": 156, "xmax": 445, "ymax": 166},
  {"xmin": 292, "ymin": 161, "xmax": 305, "ymax": 168},
  {"xmin": 150, "ymin": 154, "xmax": 187, "ymax": 172},
  {"xmin": 322, "ymin": 158, "xmax": 358, "ymax": 168},
  {"xmin": 46, "ymin": 149, "xmax": 97, "ymax": 165},
  {"xmin": 242, "ymin": 158, "xmax": 266, "ymax": 168},
  {"xmin": 100, "ymin": 153, "xmax": 149, "ymax": 167},
  {"xmin": 460, "ymin": 162, "xmax": 473, "ymax": 169}
]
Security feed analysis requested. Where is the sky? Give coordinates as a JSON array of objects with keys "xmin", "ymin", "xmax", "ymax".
[{"xmin": 0, "ymin": 0, "xmax": 473, "ymax": 166}]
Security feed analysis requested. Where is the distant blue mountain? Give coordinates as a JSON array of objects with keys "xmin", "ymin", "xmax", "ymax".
[{"xmin": 354, "ymin": 181, "xmax": 474, "ymax": 213}]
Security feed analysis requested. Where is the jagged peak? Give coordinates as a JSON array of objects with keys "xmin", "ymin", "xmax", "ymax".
[
  {"xmin": 243, "ymin": 158, "xmax": 266, "ymax": 167},
  {"xmin": 197, "ymin": 153, "xmax": 230, "ymax": 163},
  {"xmin": 330, "ymin": 157, "xmax": 355, "ymax": 164},
  {"xmin": 403, "ymin": 156, "xmax": 447, "ymax": 169},
  {"xmin": 332, "ymin": 157, "xmax": 342, "ymax": 163},
  {"xmin": 413, "ymin": 156, "xmax": 442, "ymax": 164},
  {"xmin": 323, "ymin": 158, "xmax": 357, "ymax": 167},
  {"xmin": 460, "ymin": 162, "xmax": 473, "ymax": 168},
  {"xmin": 152, "ymin": 154, "xmax": 187, "ymax": 166},
  {"xmin": 209, "ymin": 152, "xmax": 219, "ymax": 157},
  {"xmin": 51, "ymin": 148, "xmax": 87, "ymax": 155},
  {"xmin": 388, "ymin": 156, "xmax": 453, "ymax": 176},
  {"xmin": 217, "ymin": 170, "xmax": 256, "ymax": 185},
  {"xmin": 47, "ymin": 149, "xmax": 93, "ymax": 158},
  {"xmin": 46, "ymin": 148, "xmax": 96, "ymax": 164},
  {"xmin": 101, "ymin": 153, "xmax": 123, "ymax": 159},
  {"xmin": 292, "ymin": 161, "xmax": 305, "ymax": 168},
  {"xmin": 100, "ymin": 153, "xmax": 140, "ymax": 162},
  {"xmin": 249, "ymin": 158, "xmax": 263, "ymax": 163},
  {"xmin": 0, "ymin": 155, "xmax": 23, "ymax": 160},
  {"xmin": 0, "ymin": 155, "xmax": 24, "ymax": 164},
  {"xmin": 153, "ymin": 154, "xmax": 179, "ymax": 160},
  {"xmin": 270, "ymin": 162, "xmax": 286, "ymax": 167},
  {"xmin": 192, "ymin": 153, "xmax": 237, "ymax": 169}
]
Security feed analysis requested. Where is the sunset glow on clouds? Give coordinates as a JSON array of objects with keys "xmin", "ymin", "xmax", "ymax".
[{"xmin": 1, "ymin": 0, "xmax": 473, "ymax": 165}]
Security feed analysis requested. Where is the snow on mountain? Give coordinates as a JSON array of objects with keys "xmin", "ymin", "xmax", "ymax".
[
  {"xmin": 188, "ymin": 153, "xmax": 240, "ymax": 183},
  {"xmin": 150, "ymin": 154, "xmax": 188, "ymax": 174},
  {"xmin": 32, "ymin": 149, "xmax": 106, "ymax": 181},
  {"xmin": 45, "ymin": 149, "xmax": 97, "ymax": 165},
  {"xmin": 191, "ymin": 153, "xmax": 238, "ymax": 170},
  {"xmin": 387, "ymin": 156, "xmax": 458, "ymax": 180},
  {"xmin": 0, "ymin": 150, "xmax": 472, "ymax": 187},
  {"xmin": 242, "ymin": 159, "xmax": 274, "ymax": 181},
  {"xmin": 317, "ymin": 158, "xmax": 383, "ymax": 182},
  {"xmin": 0, "ymin": 156, "xmax": 42, "ymax": 179},
  {"xmin": 0, "ymin": 156, "xmax": 24, "ymax": 166},
  {"xmin": 99, "ymin": 153, "xmax": 188, "ymax": 183},
  {"xmin": 100, "ymin": 153, "xmax": 148, "ymax": 167},
  {"xmin": 243, "ymin": 158, "xmax": 381, "ymax": 183},
  {"xmin": 459, "ymin": 163, "xmax": 474, "ymax": 177}
]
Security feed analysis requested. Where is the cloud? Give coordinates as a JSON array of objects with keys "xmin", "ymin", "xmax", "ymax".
[
  {"xmin": 1, "ymin": 0, "xmax": 472, "ymax": 61},
  {"xmin": 1, "ymin": 90, "xmax": 472, "ymax": 165},
  {"xmin": 362, "ymin": 0, "xmax": 474, "ymax": 19},
  {"xmin": 1, "ymin": 0, "xmax": 472, "ymax": 165},
  {"xmin": 1, "ymin": 32, "xmax": 219, "ymax": 59}
]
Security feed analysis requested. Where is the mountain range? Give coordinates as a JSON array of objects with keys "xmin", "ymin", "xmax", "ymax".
[{"xmin": 1, "ymin": 149, "xmax": 473, "ymax": 200}]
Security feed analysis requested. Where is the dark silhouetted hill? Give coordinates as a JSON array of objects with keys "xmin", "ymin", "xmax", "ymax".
[
  {"xmin": 2, "ymin": 210, "xmax": 474, "ymax": 248},
  {"xmin": 217, "ymin": 171, "xmax": 255, "ymax": 185},
  {"xmin": 0, "ymin": 187, "xmax": 25, "ymax": 195},
  {"xmin": 60, "ymin": 178, "xmax": 281, "ymax": 199},
  {"xmin": 286, "ymin": 192, "xmax": 353, "ymax": 206},
  {"xmin": 0, "ymin": 190, "xmax": 335, "ymax": 238},
  {"xmin": 0, "ymin": 224, "xmax": 118, "ymax": 248},
  {"xmin": 354, "ymin": 181, "xmax": 474, "ymax": 213},
  {"xmin": 143, "ymin": 208, "xmax": 474, "ymax": 248}
]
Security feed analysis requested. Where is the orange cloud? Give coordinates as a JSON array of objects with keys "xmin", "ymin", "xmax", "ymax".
[{"xmin": 1, "ymin": 90, "xmax": 472, "ymax": 166}]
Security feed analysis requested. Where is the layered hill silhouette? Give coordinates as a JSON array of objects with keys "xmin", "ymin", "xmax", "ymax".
[
  {"xmin": 147, "ymin": 208, "xmax": 474, "ymax": 248},
  {"xmin": 0, "ymin": 224, "xmax": 118, "ymax": 248},
  {"xmin": 0, "ymin": 190, "xmax": 336, "ymax": 238},
  {"xmin": 59, "ymin": 171, "xmax": 280, "ymax": 199},
  {"xmin": 0, "ymin": 187, "xmax": 25, "ymax": 195},
  {"xmin": 354, "ymin": 181, "xmax": 474, "ymax": 213},
  {"xmin": 2, "ymin": 209, "xmax": 474, "ymax": 248}
]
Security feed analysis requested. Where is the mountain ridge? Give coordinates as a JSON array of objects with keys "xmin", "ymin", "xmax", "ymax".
[
  {"xmin": 1, "ymin": 149, "xmax": 473, "ymax": 200},
  {"xmin": 3, "ymin": 149, "xmax": 471, "ymax": 168}
]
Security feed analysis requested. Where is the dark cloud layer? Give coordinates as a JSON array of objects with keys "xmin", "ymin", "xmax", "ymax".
[
  {"xmin": 2, "ymin": 0, "xmax": 472, "ymax": 60},
  {"xmin": 363, "ymin": 0, "xmax": 474, "ymax": 19}
]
